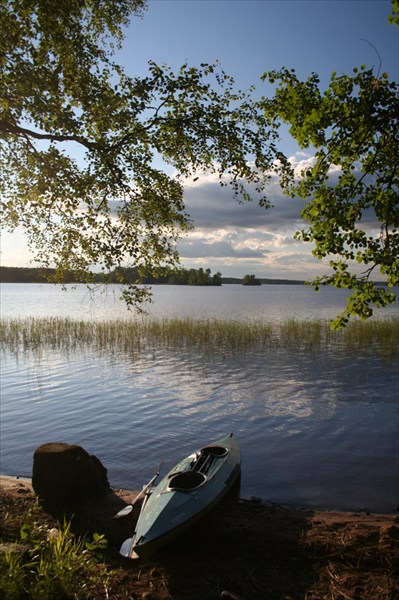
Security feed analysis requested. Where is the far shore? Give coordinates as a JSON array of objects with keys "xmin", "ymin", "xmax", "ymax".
[{"xmin": 1, "ymin": 265, "xmax": 306, "ymax": 286}]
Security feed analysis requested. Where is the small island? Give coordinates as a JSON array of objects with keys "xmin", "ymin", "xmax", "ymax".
[{"xmin": 242, "ymin": 274, "xmax": 261, "ymax": 286}]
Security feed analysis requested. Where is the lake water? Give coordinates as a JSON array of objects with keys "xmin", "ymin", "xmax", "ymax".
[{"xmin": 1, "ymin": 283, "xmax": 398, "ymax": 512}]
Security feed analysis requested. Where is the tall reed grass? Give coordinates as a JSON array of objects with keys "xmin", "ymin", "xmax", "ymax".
[{"xmin": 1, "ymin": 316, "xmax": 397, "ymax": 361}]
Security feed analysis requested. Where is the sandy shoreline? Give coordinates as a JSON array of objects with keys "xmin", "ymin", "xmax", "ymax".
[
  {"xmin": 1, "ymin": 475, "xmax": 399, "ymax": 599},
  {"xmin": 2, "ymin": 474, "xmax": 398, "ymax": 516}
]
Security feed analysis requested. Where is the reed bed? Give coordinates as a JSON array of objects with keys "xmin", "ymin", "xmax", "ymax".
[{"xmin": 1, "ymin": 316, "xmax": 397, "ymax": 360}]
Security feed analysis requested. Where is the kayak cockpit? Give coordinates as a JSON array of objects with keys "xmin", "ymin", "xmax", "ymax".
[
  {"xmin": 198, "ymin": 445, "xmax": 228, "ymax": 458},
  {"xmin": 167, "ymin": 445, "xmax": 229, "ymax": 491},
  {"xmin": 168, "ymin": 470, "xmax": 206, "ymax": 491}
]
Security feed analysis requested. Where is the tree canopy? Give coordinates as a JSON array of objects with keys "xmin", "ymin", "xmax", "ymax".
[
  {"xmin": 389, "ymin": 0, "xmax": 399, "ymax": 25},
  {"xmin": 261, "ymin": 63, "xmax": 398, "ymax": 327},
  {"xmin": 0, "ymin": 0, "xmax": 285, "ymax": 307},
  {"xmin": 1, "ymin": 0, "xmax": 397, "ymax": 324}
]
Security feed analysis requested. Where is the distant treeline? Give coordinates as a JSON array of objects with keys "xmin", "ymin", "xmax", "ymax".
[
  {"xmin": 0, "ymin": 266, "xmax": 306, "ymax": 286},
  {"xmin": 0, "ymin": 266, "xmax": 223, "ymax": 286},
  {"xmin": 1, "ymin": 266, "xmax": 80, "ymax": 284}
]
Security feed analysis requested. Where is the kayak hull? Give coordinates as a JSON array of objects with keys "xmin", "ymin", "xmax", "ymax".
[{"xmin": 120, "ymin": 433, "xmax": 241, "ymax": 559}]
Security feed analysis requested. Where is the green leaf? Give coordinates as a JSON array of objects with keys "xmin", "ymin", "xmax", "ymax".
[{"xmin": 20, "ymin": 523, "xmax": 30, "ymax": 540}]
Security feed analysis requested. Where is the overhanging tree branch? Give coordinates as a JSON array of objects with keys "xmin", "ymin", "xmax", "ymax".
[{"xmin": 0, "ymin": 119, "xmax": 101, "ymax": 151}]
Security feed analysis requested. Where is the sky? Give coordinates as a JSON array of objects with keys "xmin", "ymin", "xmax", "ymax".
[{"xmin": 2, "ymin": 0, "xmax": 398, "ymax": 280}]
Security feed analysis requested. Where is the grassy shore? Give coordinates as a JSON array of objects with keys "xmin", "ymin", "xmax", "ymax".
[
  {"xmin": 1, "ymin": 476, "xmax": 398, "ymax": 600},
  {"xmin": 1, "ymin": 316, "xmax": 398, "ymax": 361}
]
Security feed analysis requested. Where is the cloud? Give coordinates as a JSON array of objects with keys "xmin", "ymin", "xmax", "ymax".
[
  {"xmin": 173, "ymin": 155, "xmax": 384, "ymax": 278},
  {"xmin": 172, "ymin": 153, "xmax": 386, "ymax": 278},
  {"xmin": 182, "ymin": 176, "xmax": 305, "ymax": 232},
  {"xmin": 178, "ymin": 237, "xmax": 270, "ymax": 259},
  {"xmin": 175, "ymin": 161, "xmax": 310, "ymax": 277}
]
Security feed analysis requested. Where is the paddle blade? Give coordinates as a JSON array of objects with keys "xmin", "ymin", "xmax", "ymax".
[
  {"xmin": 113, "ymin": 504, "xmax": 133, "ymax": 519},
  {"xmin": 113, "ymin": 485, "xmax": 146, "ymax": 518},
  {"xmin": 119, "ymin": 537, "xmax": 139, "ymax": 559},
  {"xmin": 114, "ymin": 462, "xmax": 163, "ymax": 519}
]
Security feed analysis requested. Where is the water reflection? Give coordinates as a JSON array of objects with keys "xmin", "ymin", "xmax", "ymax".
[{"xmin": 1, "ymin": 342, "xmax": 398, "ymax": 512}]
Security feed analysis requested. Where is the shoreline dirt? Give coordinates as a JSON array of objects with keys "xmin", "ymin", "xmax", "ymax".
[{"xmin": 1, "ymin": 475, "xmax": 398, "ymax": 599}]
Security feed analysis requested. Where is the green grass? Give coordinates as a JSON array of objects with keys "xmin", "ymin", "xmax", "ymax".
[
  {"xmin": 1, "ymin": 316, "xmax": 397, "ymax": 360},
  {"xmin": 0, "ymin": 518, "xmax": 108, "ymax": 600}
]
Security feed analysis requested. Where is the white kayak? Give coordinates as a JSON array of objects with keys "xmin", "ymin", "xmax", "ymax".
[{"xmin": 120, "ymin": 433, "xmax": 241, "ymax": 559}]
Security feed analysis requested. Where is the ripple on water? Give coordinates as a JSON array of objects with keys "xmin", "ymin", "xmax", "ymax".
[{"xmin": 1, "ymin": 342, "xmax": 398, "ymax": 512}]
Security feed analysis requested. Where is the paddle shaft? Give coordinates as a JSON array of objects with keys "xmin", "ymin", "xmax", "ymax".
[{"xmin": 114, "ymin": 463, "xmax": 162, "ymax": 519}]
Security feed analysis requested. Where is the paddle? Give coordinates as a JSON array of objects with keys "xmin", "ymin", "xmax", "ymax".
[
  {"xmin": 113, "ymin": 463, "xmax": 163, "ymax": 519},
  {"xmin": 119, "ymin": 464, "xmax": 164, "ymax": 559}
]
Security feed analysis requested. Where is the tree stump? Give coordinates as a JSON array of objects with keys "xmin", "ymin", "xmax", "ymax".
[{"xmin": 32, "ymin": 442, "xmax": 110, "ymax": 507}]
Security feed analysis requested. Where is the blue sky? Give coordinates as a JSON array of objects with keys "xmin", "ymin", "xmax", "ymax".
[{"xmin": 2, "ymin": 0, "xmax": 398, "ymax": 279}]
